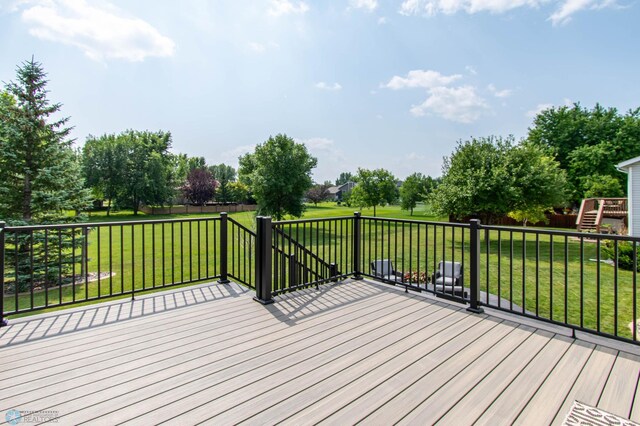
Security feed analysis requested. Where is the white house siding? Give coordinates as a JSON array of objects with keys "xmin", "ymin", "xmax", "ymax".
[{"xmin": 631, "ymin": 164, "xmax": 640, "ymax": 237}]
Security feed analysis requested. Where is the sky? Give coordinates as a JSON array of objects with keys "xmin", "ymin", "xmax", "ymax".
[{"xmin": 0, "ymin": 0, "xmax": 638, "ymax": 183}]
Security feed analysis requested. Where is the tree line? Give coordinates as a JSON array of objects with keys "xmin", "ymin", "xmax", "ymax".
[
  {"xmin": 3, "ymin": 58, "xmax": 639, "ymax": 228},
  {"xmin": 82, "ymin": 132, "xmax": 249, "ymax": 215}
]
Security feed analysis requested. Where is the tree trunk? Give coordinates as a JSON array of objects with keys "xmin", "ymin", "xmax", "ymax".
[
  {"xmin": 22, "ymin": 173, "xmax": 32, "ymax": 220},
  {"xmin": 373, "ymin": 205, "xmax": 377, "ymax": 217}
]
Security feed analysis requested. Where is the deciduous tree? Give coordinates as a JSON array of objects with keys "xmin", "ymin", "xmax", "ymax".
[
  {"xmin": 399, "ymin": 173, "xmax": 435, "ymax": 215},
  {"xmin": 181, "ymin": 168, "xmax": 218, "ymax": 205},
  {"xmin": 528, "ymin": 103, "xmax": 640, "ymax": 202},
  {"xmin": 238, "ymin": 134, "xmax": 317, "ymax": 220},
  {"xmin": 350, "ymin": 168, "xmax": 398, "ymax": 216},
  {"xmin": 306, "ymin": 183, "xmax": 331, "ymax": 205},
  {"xmin": 209, "ymin": 163, "xmax": 236, "ymax": 203}
]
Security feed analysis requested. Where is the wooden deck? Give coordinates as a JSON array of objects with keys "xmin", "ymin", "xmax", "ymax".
[{"xmin": 2, "ymin": 279, "xmax": 640, "ymax": 425}]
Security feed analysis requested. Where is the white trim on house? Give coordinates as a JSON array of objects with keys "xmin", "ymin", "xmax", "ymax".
[{"xmin": 617, "ymin": 157, "xmax": 640, "ymax": 237}]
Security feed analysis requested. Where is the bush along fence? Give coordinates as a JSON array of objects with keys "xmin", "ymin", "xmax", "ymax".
[{"xmin": 2, "ymin": 213, "xmax": 640, "ymax": 346}]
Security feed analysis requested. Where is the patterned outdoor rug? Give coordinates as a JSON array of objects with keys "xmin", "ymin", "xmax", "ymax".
[{"xmin": 563, "ymin": 401, "xmax": 639, "ymax": 426}]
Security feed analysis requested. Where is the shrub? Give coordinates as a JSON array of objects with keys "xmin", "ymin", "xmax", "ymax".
[{"xmin": 603, "ymin": 240, "xmax": 638, "ymax": 271}]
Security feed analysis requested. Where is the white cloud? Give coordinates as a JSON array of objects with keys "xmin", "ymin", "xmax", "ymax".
[
  {"xmin": 526, "ymin": 103, "xmax": 554, "ymax": 118},
  {"xmin": 487, "ymin": 83, "xmax": 512, "ymax": 98},
  {"xmin": 377, "ymin": 16, "xmax": 388, "ymax": 24},
  {"xmin": 526, "ymin": 98, "xmax": 574, "ymax": 117},
  {"xmin": 219, "ymin": 144, "xmax": 256, "ymax": 165},
  {"xmin": 268, "ymin": 0, "xmax": 309, "ymax": 16},
  {"xmin": 465, "ymin": 65, "xmax": 478, "ymax": 75},
  {"xmin": 16, "ymin": 0, "xmax": 175, "ymax": 62},
  {"xmin": 248, "ymin": 41, "xmax": 279, "ymax": 53},
  {"xmin": 411, "ymin": 85, "xmax": 489, "ymax": 123},
  {"xmin": 399, "ymin": 0, "xmax": 542, "ymax": 16},
  {"xmin": 297, "ymin": 137, "xmax": 350, "ymax": 182},
  {"xmin": 248, "ymin": 42, "xmax": 266, "ymax": 53},
  {"xmin": 315, "ymin": 81, "xmax": 342, "ymax": 91},
  {"xmin": 383, "ymin": 69, "xmax": 462, "ymax": 90},
  {"xmin": 549, "ymin": 0, "xmax": 616, "ymax": 25},
  {"xmin": 349, "ymin": 0, "xmax": 378, "ymax": 12},
  {"xmin": 398, "ymin": 0, "xmax": 618, "ymax": 24},
  {"xmin": 302, "ymin": 137, "xmax": 334, "ymax": 150},
  {"xmin": 406, "ymin": 152, "xmax": 426, "ymax": 161}
]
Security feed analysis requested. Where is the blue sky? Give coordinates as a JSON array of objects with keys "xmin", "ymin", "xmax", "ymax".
[{"xmin": 1, "ymin": 0, "xmax": 638, "ymax": 183}]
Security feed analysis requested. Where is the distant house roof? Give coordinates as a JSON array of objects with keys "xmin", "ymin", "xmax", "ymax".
[
  {"xmin": 617, "ymin": 156, "xmax": 640, "ymax": 171},
  {"xmin": 327, "ymin": 186, "xmax": 341, "ymax": 195}
]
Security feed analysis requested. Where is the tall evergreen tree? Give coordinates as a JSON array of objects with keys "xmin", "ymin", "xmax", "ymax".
[
  {"xmin": 0, "ymin": 59, "xmax": 91, "ymax": 292},
  {"xmin": 0, "ymin": 58, "xmax": 91, "ymax": 222}
]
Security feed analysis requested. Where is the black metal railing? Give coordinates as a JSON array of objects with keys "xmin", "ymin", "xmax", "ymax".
[
  {"xmin": 252, "ymin": 214, "xmax": 640, "ymax": 344},
  {"xmin": 227, "ymin": 216, "xmax": 255, "ymax": 289},
  {"xmin": 0, "ymin": 217, "xmax": 224, "ymax": 317},
  {"xmin": 3, "ymin": 211, "xmax": 640, "ymax": 346},
  {"xmin": 479, "ymin": 224, "xmax": 640, "ymax": 343},
  {"xmin": 270, "ymin": 217, "xmax": 351, "ymax": 295}
]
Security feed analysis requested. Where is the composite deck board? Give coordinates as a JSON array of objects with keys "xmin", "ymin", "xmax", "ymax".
[
  {"xmin": 473, "ymin": 334, "xmax": 573, "ymax": 425},
  {"xmin": 550, "ymin": 345, "xmax": 619, "ymax": 425},
  {"xmin": 63, "ymin": 293, "xmax": 439, "ymax": 424},
  {"xmin": 513, "ymin": 339, "xmax": 595, "ymax": 425},
  {"xmin": 396, "ymin": 324, "xmax": 535, "ymax": 425},
  {"xmin": 597, "ymin": 350, "xmax": 640, "ymax": 419},
  {"xmin": 435, "ymin": 328, "xmax": 556, "ymax": 424},
  {"xmin": 234, "ymin": 312, "xmax": 489, "ymax": 426},
  {"xmin": 274, "ymin": 311, "xmax": 484, "ymax": 425},
  {"xmin": 2, "ymin": 279, "xmax": 640, "ymax": 425},
  {"xmin": 334, "ymin": 318, "xmax": 513, "ymax": 425},
  {"xmin": 5, "ymin": 282, "xmax": 410, "ymax": 417},
  {"xmin": 120, "ymin": 299, "xmax": 459, "ymax": 424}
]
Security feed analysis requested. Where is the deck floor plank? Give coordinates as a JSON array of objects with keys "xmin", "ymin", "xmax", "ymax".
[
  {"xmin": 121, "ymin": 299, "xmax": 463, "ymax": 425},
  {"xmin": 396, "ymin": 324, "xmax": 535, "ymax": 425},
  {"xmin": 6, "ymin": 282, "xmax": 415, "ymax": 419},
  {"xmin": 598, "ymin": 351, "xmax": 640, "ymax": 419},
  {"xmin": 473, "ymin": 334, "xmax": 573, "ymax": 425},
  {"xmin": 42, "ymin": 287, "xmax": 437, "ymax": 423},
  {"xmin": 514, "ymin": 340, "xmax": 595, "ymax": 425},
  {"xmin": 435, "ymin": 329, "xmax": 556, "ymax": 425},
  {"xmin": 232, "ymin": 315, "xmax": 490, "ymax": 424},
  {"xmin": 549, "ymin": 345, "xmax": 619, "ymax": 425},
  {"xmin": 1, "ymin": 279, "xmax": 640, "ymax": 426}
]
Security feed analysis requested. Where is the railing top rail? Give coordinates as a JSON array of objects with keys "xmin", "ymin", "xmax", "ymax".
[
  {"xmin": 482, "ymin": 223, "xmax": 640, "ymax": 241},
  {"xmin": 359, "ymin": 216, "xmax": 472, "ymax": 228},
  {"xmin": 272, "ymin": 216, "xmax": 355, "ymax": 225},
  {"xmin": 3, "ymin": 215, "xmax": 222, "ymax": 231},
  {"xmin": 228, "ymin": 217, "xmax": 255, "ymax": 234}
]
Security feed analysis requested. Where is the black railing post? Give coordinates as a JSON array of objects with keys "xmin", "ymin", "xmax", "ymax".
[
  {"xmin": 0, "ymin": 221, "xmax": 7, "ymax": 327},
  {"xmin": 467, "ymin": 219, "xmax": 484, "ymax": 314},
  {"xmin": 353, "ymin": 212, "xmax": 362, "ymax": 279},
  {"xmin": 330, "ymin": 263, "xmax": 338, "ymax": 282},
  {"xmin": 254, "ymin": 216, "xmax": 274, "ymax": 305},
  {"xmin": 218, "ymin": 212, "xmax": 230, "ymax": 284}
]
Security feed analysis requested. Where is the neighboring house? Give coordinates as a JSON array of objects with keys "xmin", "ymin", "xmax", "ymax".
[
  {"xmin": 328, "ymin": 181, "xmax": 356, "ymax": 202},
  {"xmin": 617, "ymin": 156, "xmax": 640, "ymax": 236}
]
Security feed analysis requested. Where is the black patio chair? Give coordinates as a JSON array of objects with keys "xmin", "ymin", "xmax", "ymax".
[
  {"xmin": 432, "ymin": 261, "xmax": 466, "ymax": 298},
  {"xmin": 371, "ymin": 259, "xmax": 403, "ymax": 283}
]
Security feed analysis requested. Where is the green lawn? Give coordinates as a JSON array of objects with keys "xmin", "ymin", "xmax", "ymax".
[{"xmin": 3, "ymin": 202, "xmax": 637, "ymax": 342}]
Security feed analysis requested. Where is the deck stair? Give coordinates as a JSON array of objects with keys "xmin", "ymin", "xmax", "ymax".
[{"xmin": 576, "ymin": 198, "xmax": 628, "ymax": 233}]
